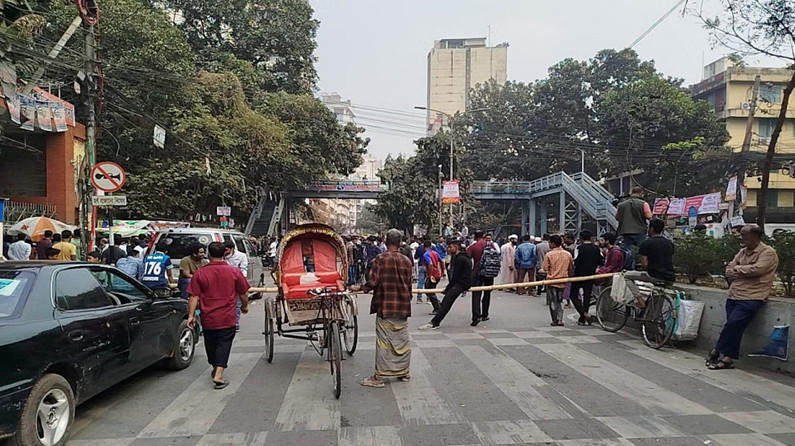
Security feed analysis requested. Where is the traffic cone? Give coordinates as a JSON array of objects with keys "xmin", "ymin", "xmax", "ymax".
[{"xmin": 748, "ymin": 325, "xmax": 789, "ymax": 361}]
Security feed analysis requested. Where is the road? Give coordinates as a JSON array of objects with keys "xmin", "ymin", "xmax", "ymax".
[{"xmin": 64, "ymin": 284, "xmax": 795, "ymax": 446}]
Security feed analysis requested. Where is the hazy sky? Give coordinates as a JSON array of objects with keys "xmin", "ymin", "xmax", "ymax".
[{"xmin": 310, "ymin": 0, "xmax": 782, "ymax": 160}]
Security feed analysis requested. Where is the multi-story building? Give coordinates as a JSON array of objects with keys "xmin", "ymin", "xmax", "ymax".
[
  {"xmin": 320, "ymin": 93, "xmax": 356, "ymax": 125},
  {"xmin": 426, "ymin": 37, "xmax": 508, "ymax": 132},
  {"xmin": 691, "ymin": 57, "xmax": 795, "ymax": 223}
]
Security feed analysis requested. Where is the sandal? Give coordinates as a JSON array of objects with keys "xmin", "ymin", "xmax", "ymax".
[
  {"xmin": 397, "ymin": 374, "xmax": 411, "ymax": 382},
  {"xmin": 213, "ymin": 380, "xmax": 229, "ymax": 390},
  {"xmin": 360, "ymin": 375, "xmax": 385, "ymax": 388},
  {"xmin": 705, "ymin": 350, "xmax": 720, "ymax": 367},
  {"xmin": 708, "ymin": 359, "xmax": 735, "ymax": 370}
]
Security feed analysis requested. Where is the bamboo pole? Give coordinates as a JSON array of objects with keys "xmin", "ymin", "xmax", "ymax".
[{"xmin": 244, "ymin": 273, "xmax": 618, "ymax": 296}]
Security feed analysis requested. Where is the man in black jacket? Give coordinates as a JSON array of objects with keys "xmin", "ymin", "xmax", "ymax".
[
  {"xmin": 570, "ymin": 230, "xmax": 603, "ymax": 325},
  {"xmin": 419, "ymin": 239, "xmax": 472, "ymax": 330}
]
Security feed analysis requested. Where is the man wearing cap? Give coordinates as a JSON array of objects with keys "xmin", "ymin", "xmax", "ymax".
[
  {"xmin": 497, "ymin": 235, "xmax": 519, "ymax": 289},
  {"xmin": 419, "ymin": 238, "xmax": 472, "ymax": 330}
]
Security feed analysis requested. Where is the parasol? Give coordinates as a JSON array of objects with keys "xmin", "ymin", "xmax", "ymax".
[{"xmin": 7, "ymin": 217, "xmax": 78, "ymax": 242}]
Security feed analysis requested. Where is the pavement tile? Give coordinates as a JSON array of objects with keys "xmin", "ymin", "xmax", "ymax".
[
  {"xmin": 472, "ymin": 420, "xmax": 553, "ymax": 444},
  {"xmin": 534, "ymin": 418, "xmax": 619, "ymax": 440},
  {"xmin": 557, "ymin": 440, "xmax": 634, "ymax": 446},
  {"xmin": 399, "ymin": 423, "xmax": 479, "ymax": 446},
  {"xmin": 129, "ymin": 438, "xmax": 200, "ymax": 446},
  {"xmin": 413, "ymin": 339, "xmax": 458, "ymax": 348},
  {"xmin": 263, "ymin": 430, "xmax": 337, "ymax": 446},
  {"xmin": 513, "ymin": 331, "xmax": 555, "ymax": 338},
  {"xmin": 66, "ymin": 439, "xmax": 136, "ymax": 446},
  {"xmin": 716, "ymin": 410, "xmax": 795, "ymax": 434},
  {"xmin": 629, "ymin": 438, "xmax": 704, "ymax": 446},
  {"xmin": 478, "ymin": 332, "xmax": 519, "ymax": 339},
  {"xmin": 338, "ymin": 426, "xmax": 402, "ymax": 446},
  {"xmin": 517, "ymin": 337, "xmax": 566, "ymax": 345},
  {"xmin": 195, "ymin": 432, "xmax": 268, "ymax": 446},
  {"xmin": 446, "ymin": 332, "xmax": 485, "ymax": 340},
  {"xmin": 595, "ymin": 416, "xmax": 684, "ymax": 438},
  {"xmin": 659, "ymin": 414, "xmax": 754, "ymax": 435},
  {"xmin": 560, "ymin": 335, "xmax": 601, "ymax": 344},
  {"xmin": 708, "ymin": 433, "xmax": 790, "ymax": 446},
  {"xmin": 452, "ymin": 338, "xmax": 494, "ymax": 347},
  {"xmin": 487, "ymin": 337, "xmax": 530, "ymax": 346},
  {"xmin": 765, "ymin": 433, "xmax": 795, "ymax": 445}
]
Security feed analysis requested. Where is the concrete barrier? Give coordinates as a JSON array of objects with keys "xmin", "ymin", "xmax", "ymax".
[{"xmin": 678, "ymin": 284, "xmax": 794, "ymax": 374}]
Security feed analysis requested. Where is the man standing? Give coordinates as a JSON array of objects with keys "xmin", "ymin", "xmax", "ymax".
[
  {"xmin": 72, "ymin": 229, "xmax": 84, "ymax": 261},
  {"xmin": 419, "ymin": 239, "xmax": 472, "ymax": 330},
  {"xmin": 706, "ymin": 224, "xmax": 778, "ymax": 370},
  {"xmin": 35, "ymin": 230, "xmax": 53, "ymax": 260},
  {"xmin": 570, "ymin": 230, "xmax": 603, "ymax": 325},
  {"xmin": 497, "ymin": 235, "xmax": 518, "ymax": 287},
  {"xmin": 422, "ymin": 240, "xmax": 443, "ymax": 313},
  {"xmin": 142, "ymin": 241, "xmax": 175, "ymax": 297},
  {"xmin": 470, "ymin": 233, "xmax": 500, "ymax": 326},
  {"xmin": 101, "ymin": 235, "xmax": 127, "ymax": 266},
  {"xmin": 117, "ymin": 245, "xmax": 145, "ymax": 281},
  {"xmin": 615, "ymin": 186, "xmax": 653, "ymax": 255},
  {"xmin": 359, "ymin": 229, "xmax": 413, "ymax": 388},
  {"xmin": 535, "ymin": 234, "xmax": 551, "ymax": 295},
  {"xmin": 515, "ymin": 235, "xmax": 538, "ymax": 296},
  {"xmin": 188, "ymin": 242, "xmax": 250, "ymax": 389},
  {"xmin": 346, "ymin": 237, "xmax": 357, "ymax": 285},
  {"xmin": 7, "ymin": 234, "xmax": 31, "ymax": 261},
  {"xmin": 596, "ymin": 233, "xmax": 625, "ymax": 275},
  {"xmin": 365, "ymin": 236, "xmax": 380, "ymax": 281},
  {"xmin": 180, "ymin": 244, "xmax": 208, "ymax": 299},
  {"xmin": 224, "ymin": 241, "xmax": 249, "ymax": 331},
  {"xmin": 413, "ymin": 238, "xmax": 427, "ymax": 303},
  {"xmin": 52, "ymin": 230, "xmax": 77, "ymax": 261},
  {"xmin": 541, "ymin": 235, "xmax": 573, "ymax": 327}
]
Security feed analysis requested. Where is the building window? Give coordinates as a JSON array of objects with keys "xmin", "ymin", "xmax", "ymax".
[
  {"xmin": 759, "ymin": 119, "xmax": 776, "ymax": 138},
  {"xmin": 760, "ymin": 84, "xmax": 782, "ymax": 103}
]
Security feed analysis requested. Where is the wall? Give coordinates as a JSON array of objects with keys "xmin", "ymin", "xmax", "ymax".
[{"xmin": 679, "ymin": 284, "xmax": 794, "ymax": 374}]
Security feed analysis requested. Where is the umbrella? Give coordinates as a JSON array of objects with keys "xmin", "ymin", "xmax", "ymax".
[
  {"xmin": 7, "ymin": 217, "xmax": 77, "ymax": 242},
  {"xmin": 95, "ymin": 220, "xmax": 151, "ymax": 238}
]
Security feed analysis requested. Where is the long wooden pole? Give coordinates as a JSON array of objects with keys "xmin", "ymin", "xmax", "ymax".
[{"xmin": 244, "ymin": 273, "xmax": 618, "ymax": 295}]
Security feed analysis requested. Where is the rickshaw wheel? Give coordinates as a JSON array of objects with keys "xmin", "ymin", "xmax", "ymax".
[
  {"xmin": 343, "ymin": 300, "xmax": 358, "ymax": 356},
  {"xmin": 329, "ymin": 321, "xmax": 342, "ymax": 399},
  {"xmin": 264, "ymin": 318, "xmax": 274, "ymax": 363}
]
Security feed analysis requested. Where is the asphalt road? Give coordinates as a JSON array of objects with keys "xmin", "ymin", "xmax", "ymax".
[{"xmin": 61, "ymin": 283, "xmax": 795, "ymax": 446}]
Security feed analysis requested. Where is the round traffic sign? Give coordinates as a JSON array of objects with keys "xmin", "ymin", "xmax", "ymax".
[{"xmin": 91, "ymin": 161, "xmax": 127, "ymax": 193}]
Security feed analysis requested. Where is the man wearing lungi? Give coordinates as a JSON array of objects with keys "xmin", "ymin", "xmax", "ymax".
[{"xmin": 359, "ymin": 228, "xmax": 414, "ymax": 388}]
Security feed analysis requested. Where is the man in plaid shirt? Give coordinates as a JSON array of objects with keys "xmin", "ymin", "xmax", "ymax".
[{"xmin": 358, "ymin": 228, "xmax": 413, "ymax": 388}]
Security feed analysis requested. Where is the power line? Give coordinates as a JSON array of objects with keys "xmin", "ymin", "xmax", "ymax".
[{"xmin": 628, "ymin": 0, "xmax": 688, "ymax": 49}]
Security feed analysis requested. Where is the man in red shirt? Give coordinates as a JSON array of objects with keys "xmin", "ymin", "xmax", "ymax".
[{"xmin": 187, "ymin": 242, "xmax": 250, "ymax": 389}]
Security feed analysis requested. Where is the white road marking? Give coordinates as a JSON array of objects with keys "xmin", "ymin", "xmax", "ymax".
[
  {"xmin": 390, "ymin": 347, "xmax": 464, "ymax": 425},
  {"xmin": 274, "ymin": 349, "xmax": 340, "ymax": 431}
]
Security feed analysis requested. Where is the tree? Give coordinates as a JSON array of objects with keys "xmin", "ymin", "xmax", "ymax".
[
  {"xmin": 697, "ymin": 0, "xmax": 795, "ymax": 231},
  {"xmin": 162, "ymin": 0, "xmax": 319, "ymax": 94}
]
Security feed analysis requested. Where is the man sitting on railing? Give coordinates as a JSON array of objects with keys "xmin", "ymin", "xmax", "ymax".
[{"xmin": 624, "ymin": 218, "xmax": 675, "ymax": 306}]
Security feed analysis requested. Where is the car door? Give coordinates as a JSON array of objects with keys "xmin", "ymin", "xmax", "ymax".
[
  {"xmin": 233, "ymin": 234, "xmax": 262, "ymax": 286},
  {"xmin": 91, "ymin": 267, "xmax": 176, "ymax": 370},
  {"xmin": 53, "ymin": 267, "xmax": 131, "ymax": 399}
]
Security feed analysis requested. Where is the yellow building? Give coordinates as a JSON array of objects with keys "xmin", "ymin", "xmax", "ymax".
[{"xmin": 692, "ymin": 58, "xmax": 795, "ymax": 222}]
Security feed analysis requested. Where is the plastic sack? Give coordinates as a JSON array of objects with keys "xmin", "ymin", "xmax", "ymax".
[
  {"xmin": 748, "ymin": 325, "xmax": 789, "ymax": 361},
  {"xmin": 610, "ymin": 274, "xmax": 634, "ymax": 305},
  {"xmin": 672, "ymin": 293, "xmax": 704, "ymax": 341}
]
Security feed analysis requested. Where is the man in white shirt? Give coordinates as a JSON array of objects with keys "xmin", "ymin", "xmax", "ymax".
[
  {"xmin": 224, "ymin": 241, "xmax": 249, "ymax": 331},
  {"xmin": 8, "ymin": 234, "xmax": 31, "ymax": 260},
  {"xmin": 267, "ymin": 238, "xmax": 277, "ymax": 267}
]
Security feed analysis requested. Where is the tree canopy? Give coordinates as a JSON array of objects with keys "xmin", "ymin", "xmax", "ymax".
[{"xmin": 4, "ymin": 0, "xmax": 367, "ymax": 220}]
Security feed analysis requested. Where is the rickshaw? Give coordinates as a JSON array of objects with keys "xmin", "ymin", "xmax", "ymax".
[{"xmin": 262, "ymin": 223, "xmax": 359, "ymax": 398}]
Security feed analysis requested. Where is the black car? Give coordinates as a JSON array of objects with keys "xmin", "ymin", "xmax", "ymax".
[{"xmin": 0, "ymin": 262, "xmax": 196, "ymax": 446}]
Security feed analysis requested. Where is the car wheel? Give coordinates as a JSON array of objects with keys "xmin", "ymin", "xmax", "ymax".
[
  {"xmin": 166, "ymin": 320, "xmax": 195, "ymax": 370},
  {"xmin": 11, "ymin": 373, "xmax": 75, "ymax": 446}
]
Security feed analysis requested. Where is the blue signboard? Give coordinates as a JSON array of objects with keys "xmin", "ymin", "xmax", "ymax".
[
  {"xmin": 687, "ymin": 206, "xmax": 698, "ymax": 218},
  {"xmin": 0, "ymin": 198, "xmax": 5, "ymax": 222}
]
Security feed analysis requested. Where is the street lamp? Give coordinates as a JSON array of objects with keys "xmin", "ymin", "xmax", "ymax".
[{"xmin": 437, "ymin": 164, "xmax": 443, "ymax": 236}]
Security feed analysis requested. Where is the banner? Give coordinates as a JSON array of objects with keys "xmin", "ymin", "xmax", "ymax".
[
  {"xmin": 52, "ymin": 102, "xmax": 67, "ymax": 132},
  {"xmin": 667, "ymin": 198, "xmax": 686, "ymax": 216},
  {"xmin": 19, "ymin": 95, "xmax": 34, "ymax": 131},
  {"xmin": 699, "ymin": 192, "xmax": 722, "ymax": 214},
  {"xmin": 35, "ymin": 101, "xmax": 52, "ymax": 132},
  {"xmin": 442, "ymin": 180, "xmax": 460, "ymax": 204},
  {"xmin": 725, "ymin": 175, "xmax": 738, "ymax": 201},
  {"xmin": 652, "ymin": 198, "xmax": 670, "ymax": 215}
]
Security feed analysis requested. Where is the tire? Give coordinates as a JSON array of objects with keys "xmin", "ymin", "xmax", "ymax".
[
  {"xmin": 342, "ymin": 299, "xmax": 358, "ymax": 356},
  {"xmin": 642, "ymin": 294, "xmax": 676, "ymax": 349},
  {"xmin": 10, "ymin": 374, "xmax": 75, "ymax": 446},
  {"xmin": 166, "ymin": 320, "xmax": 195, "ymax": 370},
  {"xmin": 329, "ymin": 321, "xmax": 342, "ymax": 399},
  {"xmin": 595, "ymin": 285, "xmax": 629, "ymax": 333},
  {"xmin": 264, "ymin": 317, "xmax": 274, "ymax": 363}
]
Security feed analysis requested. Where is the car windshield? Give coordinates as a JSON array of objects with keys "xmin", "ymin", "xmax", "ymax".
[
  {"xmin": 0, "ymin": 270, "xmax": 35, "ymax": 318},
  {"xmin": 159, "ymin": 234, "xmax": 213, "ymax": 259}
]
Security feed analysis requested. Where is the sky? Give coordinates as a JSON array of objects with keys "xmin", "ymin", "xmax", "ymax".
[{"xmin": 309, "ymin": 0, "xmax": 784, "ymax": 160}]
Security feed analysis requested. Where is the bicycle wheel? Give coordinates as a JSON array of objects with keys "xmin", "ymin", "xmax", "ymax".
[
  {"xmin": 342, "ymin": 298, "xmax": 358, "ymax": 356},
  {"xmin": 595, "ymin": 285, "xmax": 629, "ymax": 332},
  {"xmin": 328, "ymin": 321, "xmax": 342, "ymax": 399},
  {"xmin": 641, "ymin": 294, "xmax": 676, "ymax": 349},
  {"xmin": 264, "ymin": 317, "xmax": 274, "ymax": 363}
]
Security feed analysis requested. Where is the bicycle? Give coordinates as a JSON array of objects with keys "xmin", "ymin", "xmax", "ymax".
[{"xmin": 595, "ymin": 275, "xmax": 678, "ymax": 349}]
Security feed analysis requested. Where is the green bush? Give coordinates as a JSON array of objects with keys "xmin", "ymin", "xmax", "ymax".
[
  {"xmin": 771, "ymin": 230, "xmax": 795, "ymax": 297},
  {"xmin": 674, "ymin": 233, "xmax": 718, "ymax": 284}
]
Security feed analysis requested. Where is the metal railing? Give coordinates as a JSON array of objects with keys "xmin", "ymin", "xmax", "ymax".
[{"xmin": 3, "ymin": 201, "xmax": 58, "ymax": 224}]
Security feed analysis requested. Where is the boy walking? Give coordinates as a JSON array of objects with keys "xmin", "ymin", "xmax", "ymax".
[{"xmin": 541, "ymin": 235, "xmax": 573, "ymax": 326}]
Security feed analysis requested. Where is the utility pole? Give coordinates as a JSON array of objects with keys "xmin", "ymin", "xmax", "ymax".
[
  {"xmin": 80, "ymin": 20, "xmax": 98, "ymax": 258},
  {"xmin": 735, "ymin": 75, "xmax": 761, "ymax": 219}
]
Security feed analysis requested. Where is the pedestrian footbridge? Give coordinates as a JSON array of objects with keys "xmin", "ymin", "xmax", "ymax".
[{"xmin": 246, "ymin": 172, "xmax": 617, "ymax": 237}]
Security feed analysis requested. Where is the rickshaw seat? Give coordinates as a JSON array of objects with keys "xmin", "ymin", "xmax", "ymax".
[{"xmin": 282, "ymin": 271, "xmax": 344, "ymax": 299}]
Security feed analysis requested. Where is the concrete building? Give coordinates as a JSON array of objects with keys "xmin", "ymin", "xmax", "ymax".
[
  {"xmin": 320, "ymin": 93, "xmax": 356, "ymax": 125},
  {"xmin": 691, "ymin": 58, "xmax": 795, "ymax": 222},
  {"xmin": 426, "ymin": 37, "xmax": 508, "ymax": 132}
]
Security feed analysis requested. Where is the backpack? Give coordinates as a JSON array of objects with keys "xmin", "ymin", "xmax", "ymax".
[{"xmin": 479, "ymin": 242, "xmax": 501, "ymax": 278}]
